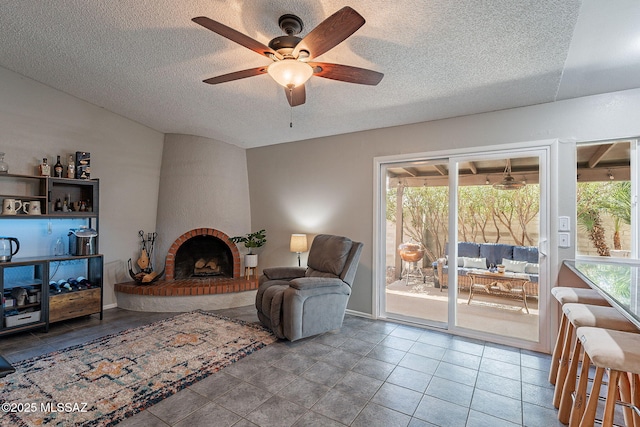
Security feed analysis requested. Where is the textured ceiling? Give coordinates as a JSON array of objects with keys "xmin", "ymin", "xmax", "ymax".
[{"xmin": 1, "ymin": 1, "xmax": 639, "ymax": 148}]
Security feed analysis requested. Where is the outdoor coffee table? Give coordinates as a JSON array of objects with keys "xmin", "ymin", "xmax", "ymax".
[{"xmin": 466, "ymin": 270, "xmax": 532, "ymax": 314}]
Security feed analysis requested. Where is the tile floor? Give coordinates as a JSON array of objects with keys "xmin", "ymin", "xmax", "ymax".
[{"xmin": 0, "ymin": 306, "xmax": 563, "ymax": 427}]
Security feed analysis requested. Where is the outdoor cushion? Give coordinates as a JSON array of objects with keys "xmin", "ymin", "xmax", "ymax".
[
  {"xmin": 480, "ymin": 243, "xmax": 514, "ymax": 267},
  {"xmin": 503, "ymin": 258, "xmax": 528, "ymax": 273},
  {"xmin": 513, "ymin": 245, "xmax": 539, "ymax": 263},
  {"xmin": 458, "ymin": 242, "xmax": 481, "ymax": 258},
  {"xmin": 463, "ymin": 257, "xmax": 487, "ymax": 269}
]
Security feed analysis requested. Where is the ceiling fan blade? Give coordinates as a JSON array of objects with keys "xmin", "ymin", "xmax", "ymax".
[
  {"xmin": 293, "ymin": 7, "xmax": 365, "ymax": 60},
  {"xmin": 285, "ymin": 85, "xmax": 306, "ymax": 106},
  {"xmin": 310, "ymin": 62, "xmax": 383, "ymax": 85},
  {"xmin": 203, "ymin": 67, "xmax": 267, "ymax": 85},
  {"xmin": 192, "ymin": 16, "xmax": 281, "ymax": 59}
]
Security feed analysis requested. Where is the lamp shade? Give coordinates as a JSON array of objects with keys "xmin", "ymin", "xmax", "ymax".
[
  {"xmin": 290, "ymin": 234, "xmax": 308, "ymax": 253},
  {"xmin": 267, "ymin": 59, "xmax": 313, "ymax": 88}
]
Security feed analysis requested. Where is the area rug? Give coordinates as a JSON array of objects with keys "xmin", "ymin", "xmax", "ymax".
[{"xmin": 0, "ymin": 310, "xmax": 276, "ymax": 426}]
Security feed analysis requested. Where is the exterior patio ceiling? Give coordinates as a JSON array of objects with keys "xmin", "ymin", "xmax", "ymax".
[{"xmin": 387, "ymin": 141, "xmax": 632, "ymax": 187}]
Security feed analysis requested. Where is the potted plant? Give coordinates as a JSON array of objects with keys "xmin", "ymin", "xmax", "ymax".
[{"xmin": 230, "ymin": 229, "xmax": 267, "ymax": 267}]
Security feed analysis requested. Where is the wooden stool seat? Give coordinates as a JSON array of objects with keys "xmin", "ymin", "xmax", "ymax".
[
  {"xmin": 555, "ymin": 304, "xmax": 637, "ymax": 422},
  {"xmin": 570, "ymin": 327, "xmax": 640, "ymax": 427},
  {"xmin": 563, "ymin": 304, "xmax": 637, "ymax": 332},
  {"xmin": 549, "ymin": 287, "xmax": 610, "ymax": 384},
  {"xmin": 551, "ymin": 287, "xmax": 610, "ymax": 306}
]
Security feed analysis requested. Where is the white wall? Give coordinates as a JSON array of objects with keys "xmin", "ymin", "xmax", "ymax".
[
  {"xmin": 246, "ymin": 88, "xmax": 640, "ymax": 316},
  {"xmin": 3, "ymin": 59, "xmax": 640, "ymax": 322},
  {"xmin": 154, "ymin": 134, "xmax": 251, "ymax": 264},
  {"xmin": 0, "ymin": 66, "xmax": 164, "ymax": 307}
]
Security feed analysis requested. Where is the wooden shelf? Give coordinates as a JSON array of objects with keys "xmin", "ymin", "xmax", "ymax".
[{"xmin": 0, "ymin": 174, "xmax": 102, "ymax": 336}]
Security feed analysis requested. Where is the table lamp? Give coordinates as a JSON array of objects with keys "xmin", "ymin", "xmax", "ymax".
[{"xmin": 290, "ymin": 234, "xmax": 308, "ymax": 266}]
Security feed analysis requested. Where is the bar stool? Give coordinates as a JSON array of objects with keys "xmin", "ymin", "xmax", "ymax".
[
  {"xmin": 549, "ymin": 287, "xmax": 610, "ymax": 384},
  {"xmin": 555, "ymin": 304, "xmax": 638, "ymax": 423},
  {"xmin": 569, "ymin": 327, "xmax": 640, "ymax": 427}
]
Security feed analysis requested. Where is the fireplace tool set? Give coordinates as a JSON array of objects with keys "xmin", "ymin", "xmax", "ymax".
[{"xmin": 128, "ymin": 230, "xmax": 164, "ymax": 283}]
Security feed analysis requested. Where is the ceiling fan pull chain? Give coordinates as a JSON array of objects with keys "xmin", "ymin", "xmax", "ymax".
[{"xmin": 289, "ymin": 87, "xmax": 294, "ymax": 128}]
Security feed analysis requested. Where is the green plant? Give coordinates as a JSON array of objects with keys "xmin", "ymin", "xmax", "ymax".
[
  {"xmin": 229, "ymin": 229, "xmax": 267, "ymax": 254},
  {"xmin": 577, "ymin": 182, "xmax": 611, "ymax": 256},
  {"xmin": 603, "ymin": 181, "xmax": 631, "ymax": 250}
]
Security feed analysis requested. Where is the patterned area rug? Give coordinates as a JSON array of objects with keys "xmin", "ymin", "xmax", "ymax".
[{"xmin": 0, "ymin": 310, "xmax": 276, "ymax": 426}]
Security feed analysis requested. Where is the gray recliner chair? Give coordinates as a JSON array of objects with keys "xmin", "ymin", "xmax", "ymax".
[{"xmin": 256, "ymin": 234, "xmax": 363, "ymax": 341}]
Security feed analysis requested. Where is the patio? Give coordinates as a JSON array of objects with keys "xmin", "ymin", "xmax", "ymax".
[{"xmin": 385, "ymin": 269, "xmax": 539, "ymax": 342}]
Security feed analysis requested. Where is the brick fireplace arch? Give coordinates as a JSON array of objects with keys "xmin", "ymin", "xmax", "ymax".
[{"xmin": 165, "ymin": 228, "xmax": 241, "ymax": 280}]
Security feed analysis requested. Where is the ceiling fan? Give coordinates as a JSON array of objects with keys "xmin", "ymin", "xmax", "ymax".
[{"xmin": 192, "ymin": 6, "xmax": 384, "ymax": 107}]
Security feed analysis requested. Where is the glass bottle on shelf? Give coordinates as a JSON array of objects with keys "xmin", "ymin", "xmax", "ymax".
[
  {"xmin": 54, "ymin": 236, "xmax": 64, "ymax": 256},
  {"xmin": 66, "ymin": 154, "xmax": 75, "ymax": 179},
  {"xmin": 39, "ymin": 158, "xmax": 50, "ymax": 176},
  {"xmin": 0, "ymin": 152, "xmax": 8, "ymax": 173},
  {"xmin": 54, "ymin": 155, "xmax": 63, "ymax": 177}
]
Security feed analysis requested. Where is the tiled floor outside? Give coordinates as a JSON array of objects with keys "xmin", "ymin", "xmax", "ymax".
[{"xmin": 0, "ymin": 306, "xmax": 562, "ymax": 426}]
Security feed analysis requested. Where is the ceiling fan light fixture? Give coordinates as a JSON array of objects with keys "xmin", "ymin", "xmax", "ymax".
[
  {"xmin": 267, "ymin": 59, "xmax": 313, "ymax": 88},
  {"xmin": 492, "ymin": 174, "xmax": 526, "ymax": 190},
  {"xmin": 493, "ymin": 159, "xmax": 526, "ymax": 190},
  {"xmin": 193, "ymin": 7, "xmax": 380, "ymax": 106}
]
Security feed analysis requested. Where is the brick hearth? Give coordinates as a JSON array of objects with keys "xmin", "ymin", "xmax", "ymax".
[
  {"xmin": 115, "ymin": 227, "xmax": 257, "ymax": 311},
  {"xmin": 115, "ymin": 276, "xmax": 258, "ymax": 296}
]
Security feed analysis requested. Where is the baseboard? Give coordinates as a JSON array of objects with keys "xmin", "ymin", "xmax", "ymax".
[
  {"xmin": 345, "ymin": 309, "xmax": 373, "ymax": 319},
  {"xmin": 103, "ymin": 303, "xmax": 118, "ymax": 310}
]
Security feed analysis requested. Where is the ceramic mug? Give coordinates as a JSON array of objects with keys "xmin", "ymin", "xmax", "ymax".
[
  {"xmin": 23, "ymin": 200, "xmax": 41, "ymax": 215},
  {"xmin": 2, "ymin": 198, "xmax": 22, "ymax": 215}
]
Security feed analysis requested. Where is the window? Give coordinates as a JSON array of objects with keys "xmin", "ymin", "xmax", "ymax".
[{"xmin": 576, "ymin": 139, "xmax": 637, "ymax": 259}]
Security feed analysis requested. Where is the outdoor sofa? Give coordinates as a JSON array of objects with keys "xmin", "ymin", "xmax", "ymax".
[{"xmin": 435, "ymin": 242, "xmax": 539, "ymax": 296}]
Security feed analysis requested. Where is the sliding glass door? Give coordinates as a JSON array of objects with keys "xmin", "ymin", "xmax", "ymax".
[
  {"xmin": 382, "ymin": 159, "xmax": 450, "ymax": 326},
  {"xmin": 377, "ymin": 146, "xmax": 549, "ymax": 350},
  {"xmin": 449, "ymin": 152, "xmax": 547, "ymax": 345}
]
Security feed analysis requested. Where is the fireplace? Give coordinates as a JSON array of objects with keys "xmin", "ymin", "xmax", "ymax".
[
  {"xmin": 174, "ymin": 235, "xmax": 232, "ymax": 279},
  {"xmin": 115, "ymin": 228, "xmax": 255, "ymax": 312},
  {"xmin": 165, "ymin": 228, "xmax": 240, "ymax": 281}
]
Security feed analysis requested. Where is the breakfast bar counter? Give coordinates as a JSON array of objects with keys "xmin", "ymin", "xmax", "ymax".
[{"xmin": 563, "ymin": 260, "xmax": 640, "ymax": 328}]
